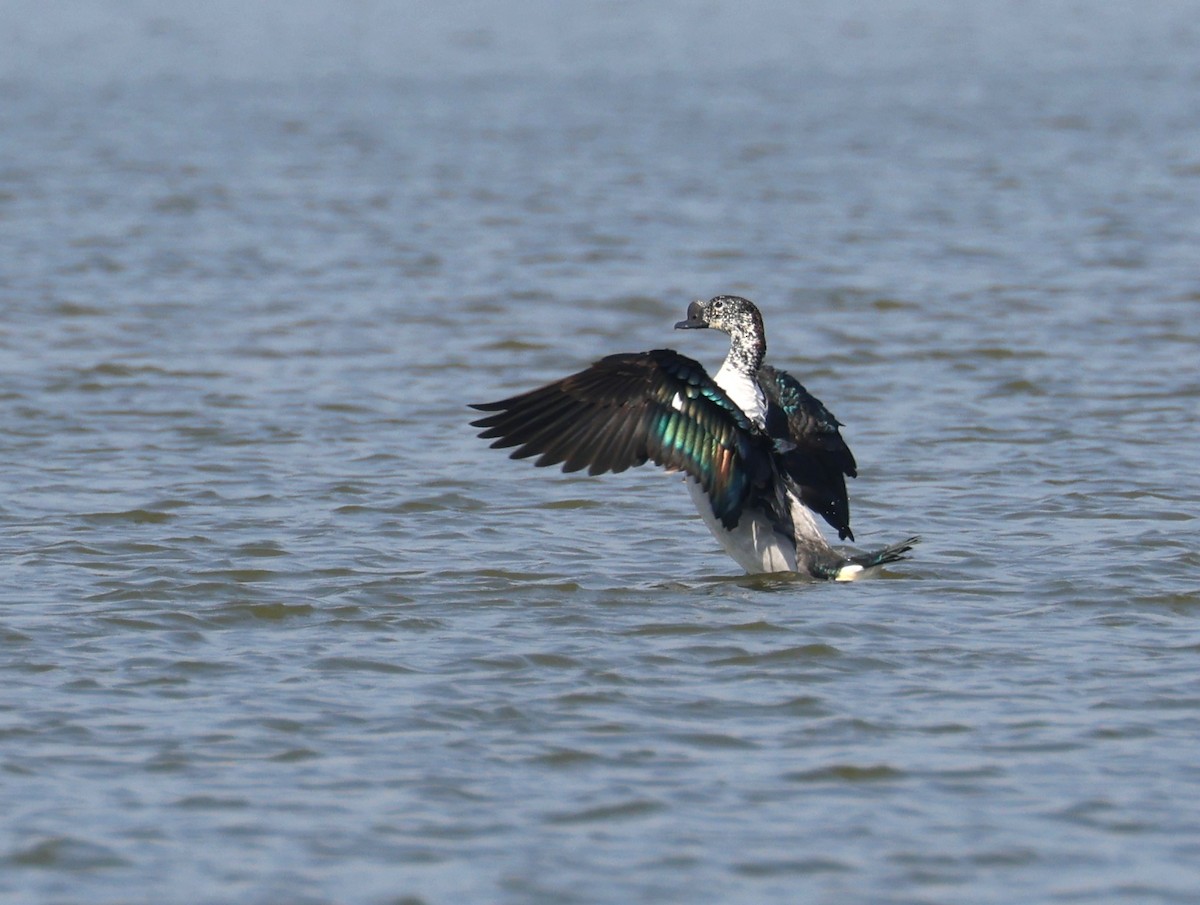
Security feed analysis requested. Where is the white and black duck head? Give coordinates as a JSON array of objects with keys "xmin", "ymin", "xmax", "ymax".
[{"xmin": 675, "ymin": 295, "xmax": 767, "ymax": 375}]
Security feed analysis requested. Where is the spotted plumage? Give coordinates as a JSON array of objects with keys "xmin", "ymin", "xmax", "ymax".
[{"xmin": 470, "ymin": 295, "xmax": 917, "ymax": 578}]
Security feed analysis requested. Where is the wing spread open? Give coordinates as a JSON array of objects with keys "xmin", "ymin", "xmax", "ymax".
[{"xmin": 471, "ymin": 350, "xmax": 769, "ymax": 528}]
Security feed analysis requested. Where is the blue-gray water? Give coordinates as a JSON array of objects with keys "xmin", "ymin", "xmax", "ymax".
[{"xmin": 3, "ymin": 3, "xmax": 1199, "ymax": 903}]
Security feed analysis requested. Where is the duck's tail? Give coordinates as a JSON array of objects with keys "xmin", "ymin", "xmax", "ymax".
[
  {"xmin": 851, "ymin": 535, "xmax": 920, "ymax": 569},
  {"xmin": 811, "ymin": 535, "xmax": 921, "ymax": 581}
]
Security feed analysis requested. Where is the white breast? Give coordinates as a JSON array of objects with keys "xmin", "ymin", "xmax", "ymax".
[{"xmin": 713, "ymin": 362, "xmax": 766, "ymax": 427}]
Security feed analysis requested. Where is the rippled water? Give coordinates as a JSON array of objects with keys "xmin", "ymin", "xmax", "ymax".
[{"xmin": 3, "ymin": 3, "xmax": 1200, "ymax": 903}]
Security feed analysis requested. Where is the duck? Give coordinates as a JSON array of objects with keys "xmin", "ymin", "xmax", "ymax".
[{"xmin": 470, "ymin": 295, "xmax": 917, "ymax": 579}]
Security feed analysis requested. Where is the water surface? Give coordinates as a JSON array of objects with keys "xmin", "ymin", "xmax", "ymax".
[{"xmin": 2, "ymin": 2, "xmax": 1199, "ymax": 903}]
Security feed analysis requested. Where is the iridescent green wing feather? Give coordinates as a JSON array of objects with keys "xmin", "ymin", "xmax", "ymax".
[{"xmin": 470, "ymin": 350, "xmax": 767, "ymax": 528}]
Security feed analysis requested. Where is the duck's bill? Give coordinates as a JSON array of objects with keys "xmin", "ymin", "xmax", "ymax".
[{"xmin": 675, "ymin": 301, "xmax": 707, "ymax": 329}]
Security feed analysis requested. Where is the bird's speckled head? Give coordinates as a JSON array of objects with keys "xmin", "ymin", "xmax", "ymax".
[
  {"xmin": 675, "ymin": 295, "xmax": 768, "ymax": 374},
  {"xmin": 675, "ymin": 295, "xmax": 765, "ymax": 340}
]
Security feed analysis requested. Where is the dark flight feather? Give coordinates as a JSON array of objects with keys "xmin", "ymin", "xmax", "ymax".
[
  {"xmin": 757, "ymin": 364, "xmax": 858, "ymax": 541},
  {"xmin": 471, "ymin": 350, "xmax": 769, "ymax": 529}
]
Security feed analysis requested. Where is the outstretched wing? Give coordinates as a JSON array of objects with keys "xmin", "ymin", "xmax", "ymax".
[
  {"xmin": 757, "ymin": 364, "xmax": 858, "ymax": 541},
  {"xmin": 470, "ymin": 349, "xmax": 769, "ymax": 529}
]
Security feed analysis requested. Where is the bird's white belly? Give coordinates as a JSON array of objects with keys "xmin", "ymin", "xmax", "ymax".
[{"xmin": 685, "ymin": 477, "xmax": 796, "ymax": 574}]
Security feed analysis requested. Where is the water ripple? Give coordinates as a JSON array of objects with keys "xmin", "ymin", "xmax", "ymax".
[{"xmin": 4, "ymin": 20, "xmax": 1200, "ymax": 905}]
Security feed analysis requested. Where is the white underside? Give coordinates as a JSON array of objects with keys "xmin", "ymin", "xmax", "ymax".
[
  {"xmin": 686, "ymin": 475, "xmax": 864, "ymax": 579},
  {"xmin": 686, "ymin": 477, "xmax": 797, "ymax": 573}
]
